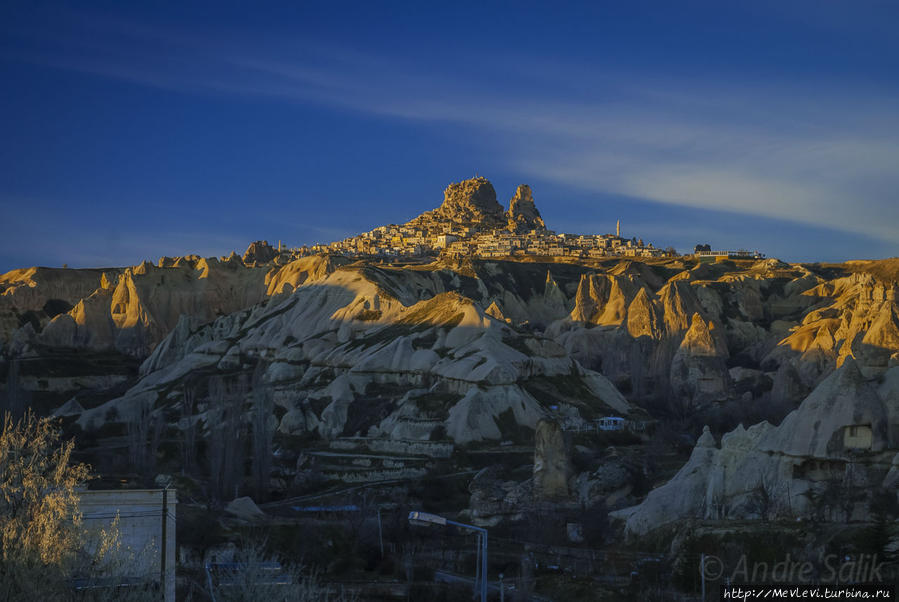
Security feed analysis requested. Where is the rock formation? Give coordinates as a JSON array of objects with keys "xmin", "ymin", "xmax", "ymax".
[
  {"xmin": 242, "ymin": 240, "xmax": 278, "ymax": 266},
  {"xmin": 613, "ymin": 358, "xmax": 899, "ymax": 536},
  {"xmin": 5, "ymin": 175, "xmax": 899, "ymax": 578},
  {"xmin": 431, "ymin": 176, "xmax": 505, "ymax": 228},
  {"xmin": 534, "ymin": 419, "xmax": 572, "ymax": 500},
  {"xmin": 29, "ymin": 255, "xmax": 342, "ymax": 357},
  {"xmin": 0, "ymin": 267, "xmax": 121, "ymax": 344},
  {"xmin": 669, "ymin": 313, "xmax": 731, "ymax": 408},
  {"xmin": 505, "ymin": 185, "xmax": 545, "ymax": 233},
  {"xmin": 75, "ymin": 262, "xmax": 634, "ymax": 446},
  {"xmin": 8, "ymin": 235, "xmax": 899, "ymax": 452}
]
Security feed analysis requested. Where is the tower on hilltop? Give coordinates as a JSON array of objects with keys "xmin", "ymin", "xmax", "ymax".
[{"xmin": 616, "ymin": 219, "xmax": 620, "ymax": 238}]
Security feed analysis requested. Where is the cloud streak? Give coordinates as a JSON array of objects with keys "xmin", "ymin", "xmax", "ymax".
[{"xmin": 5, "ymin": 14, "xmax": 899, "ymax": 248}]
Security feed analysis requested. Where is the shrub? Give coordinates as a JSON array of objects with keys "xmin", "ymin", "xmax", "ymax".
[{"xmin": 0, "ymin": 411, "xmax": 156, "ymax": 601}]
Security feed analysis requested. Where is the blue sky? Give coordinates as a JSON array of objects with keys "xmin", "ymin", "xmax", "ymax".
[{"xmin": 1, "ymin": 1, "xmax": 897, "ymax": 270}]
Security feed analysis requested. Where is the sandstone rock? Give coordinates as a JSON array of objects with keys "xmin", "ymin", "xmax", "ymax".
[
  {"xmin": 446, "ymin": 385, "xmax": 545, "ymax": 444},
  {"xmin": 242, "ymin": 240, "xmax": 277, "ymax": 266},
  {"xmin": 614, "ymin": 358, "xmax": 898, "ymax": 537},
  {"xmin": 0, "ymin": 266, "xmax": 115, "ymax": 345},
  {"xmin": 533, "ymin": 419, "xmax": 572, "ymax": 501},
  {"xmin": 79, "ymin": 261, "xmax": 632, "ymax": 445},
  {"xmin": 485, "ymin": 300, "xmax": 508, "ymax": 322},
  {"xmin": 467, "ymin": 467, "xmax": 532, "ymax": 526},
  {"xmin": 670, "ymin": 314, "xmax": 731, "ymax": 408},
  {"xmin": 769, "ymin": 360, "xmax": 806, "ymax": 406},
  {"xmin": 52, "ymin": 397, "xmax": 85, "ymax": 417},
  {"xmin": 759, "ymin": 357, "xmax": 888, "ymax": 457},
  {"xmin": 728, "ymin": 367, "xmax": 771, "ymax": 398},
  {"xmin": 224, "ymin": 496, "xmax": 266, "ymax": 521},
  {"xmin": 876, "ymin": 366, "xmax": 899, "ymax": 447},
  {"xmin": 432, "ymin": 176, "xmax": 505, "ymax": 228},
  {"xmin": 505, "ymin": 185, "xmax": 545, "ymax": 233},
  {"xmin": 626, "ymin": 288, "xmax": 661, "ymax": 339}
]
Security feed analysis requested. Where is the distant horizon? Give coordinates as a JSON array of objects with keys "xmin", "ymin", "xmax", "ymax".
[
  {"xmin": 4, "ymin": 186, "xmax": 897, "ymax": 273},
  {"xmin": 2, "ymin": 2, "xmax": 898, "ymax": 271}
]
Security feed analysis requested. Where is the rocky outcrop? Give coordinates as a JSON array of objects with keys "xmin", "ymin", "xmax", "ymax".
[
  {"xmin": 0, "ymin": 267, "xmax": 120, "ymax": 345},
  {"xmin": 669, "ymin": 313, "xmax": 731, "ymax": 408},
  {"xmin": 34, "ymin": 255, "xmax": 342, "ymax": 357},
  {"xmin": 432, "ymin": 176, "xmax": 505, "ymax": 228},
  {"xmin": 505, "ymin": 185, "xmax": 545, "ymax": 233},
  {"xmin": 613, "ymin": 358, "xmax": 899, "ymax": 537},
  {"xmin": 77, "ymin": 263, "xmax": 635, "ymax": 445},
  {"xmin": 224, "ymin": 496, "xmax": 267, "ymax": 522},
  {"xmin": 544, "ymin": 258, "xmax": 899, "ymax": 417},
  {"xmin": 534, "ymin": 419, "xmax": 572, "ymax": 500},
  {"xmin": 759, "ymin": 358, "xmax": 889, "ymax": 456},
  {"xmin": 768, "ymin": 273, "xmax": 899, "ymax": 383},
  {"xmin": 242, "ymin": 240, "xmax": 278, "ymax": 266},
  {"xmin": 39, "ymin": 258, "xmax": 270, "ymax": 356},
  {"xmin": 467, "ymin": 467, "xmax": 532, "ymax": 527}
]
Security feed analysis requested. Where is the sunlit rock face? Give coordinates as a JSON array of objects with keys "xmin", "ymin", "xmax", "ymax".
[
  {"xmin": 11, "ymin": 247, "xmax": 898, "ymax": 449},
  {"xmin": 669, "ymin": 313, "xmax": 731, "ymax": 409},
  {"xmin": 0, "ymin": 267, "xmax": 121, "ymax": 346},
  {"xmin": 4, "ymin": 175, "xmax": 899, "ymax": 462},
  {"xmin": 766, "ymin": 272, "xmax": 899, "ymax": 383},
  {"xmin": 242, "ymin": 240, "xmax": 277, "ymax": 266},
  {"xmin": 74, "ymin": 261, "xmax": 634, "ymax": 445},
  {"xmin": 434, "ymin": 176, "xmax": 505, "ymax": 227},
  {"xmin": 506, "ymin": 185, "xmax": 545, "ymax": 233},
  {"xmin": 28, "ymin": 255, "xmax": 343, "ymax": 357}
]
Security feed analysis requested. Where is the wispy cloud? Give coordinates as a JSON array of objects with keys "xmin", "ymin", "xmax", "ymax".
[{"xmin": 5, "ymin": 14, "xmax": 898, "ymax": 248}]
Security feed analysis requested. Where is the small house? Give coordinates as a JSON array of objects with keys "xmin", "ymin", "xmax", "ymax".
[
  {"xmin": 597, "ymin": 416, "xmax": 625, "ymax": 431},
  {"xmin": 843, "ymin": 424, "xmax": 874, "ymax": 450}
]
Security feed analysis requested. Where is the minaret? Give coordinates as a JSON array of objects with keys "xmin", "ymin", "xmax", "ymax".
[{"xmin": 616, "ymin": 219, "xmax": 620, "ymax": 238}]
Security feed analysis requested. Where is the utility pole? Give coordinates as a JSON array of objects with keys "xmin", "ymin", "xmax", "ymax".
[
  {"xmin": 161, "ymin": 487, "xmax": 168, "ymax": 600},
  {"xmin": 378, "ymin": 507, "xmax": 384, "ymax": 558},
  {"xmin": 700, "ymin": 552, "xmax": 706, "ymax": 602},
  {"xmin": 408, "ymin": 511, "xmax": 488, "ymax": 602}
]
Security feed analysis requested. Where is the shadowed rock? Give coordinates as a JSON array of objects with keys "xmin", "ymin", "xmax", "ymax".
[{"xmin": 534, "ymin": 419, "xmax": 572, "ymax": 501}]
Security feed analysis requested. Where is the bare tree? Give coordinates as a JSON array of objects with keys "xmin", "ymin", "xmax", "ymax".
[
  {"xmin": 747, "ymin": 475, "xmax": 777, "ymax": 521},
  {"xmin": 180, "ymin": 386, "xmax": 197, "ymax": 476},
  {"xmin": 127, "ymin": 400, "xmax": 163, "ymax": 484},
  {"xmin": 208, "ymin": 375, "xmax": 246, "ymax": 502},
  {"xmin": 251, "ymin": 363, "xmax": 274, "ymax": 502},
  {"xmin": 3, "ymin": 359, "xmax": 26, "ymax": 421}
]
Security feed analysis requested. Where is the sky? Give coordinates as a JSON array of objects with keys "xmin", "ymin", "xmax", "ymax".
[{"xmin": 1, "ymin": 1, "xmax": 898, "ymax": 271}]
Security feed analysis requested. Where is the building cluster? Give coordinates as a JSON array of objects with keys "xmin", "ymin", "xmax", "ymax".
[{"xmin": 305, "ymin": 218, "xmax": 666, "ymax": 260}]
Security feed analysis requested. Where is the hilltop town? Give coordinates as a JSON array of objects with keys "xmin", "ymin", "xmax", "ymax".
[{"xmin": 301, "ymin": 177, "xmax": 667, "ymax": 260}]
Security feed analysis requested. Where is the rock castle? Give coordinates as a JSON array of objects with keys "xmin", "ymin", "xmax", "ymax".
[{"xmin": 304, "ymin": 176, "xmax": 663, "ymax": 260}]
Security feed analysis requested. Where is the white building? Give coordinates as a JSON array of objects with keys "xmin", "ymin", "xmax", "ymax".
[{"xmin": 78, "ymin": 489, "xmax": 177, "ymax": 602}]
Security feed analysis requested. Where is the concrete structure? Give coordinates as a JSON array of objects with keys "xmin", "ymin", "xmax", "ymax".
[{"xmin": 78, "ymin": 489, "xmax": 177, "ymax": 602}]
